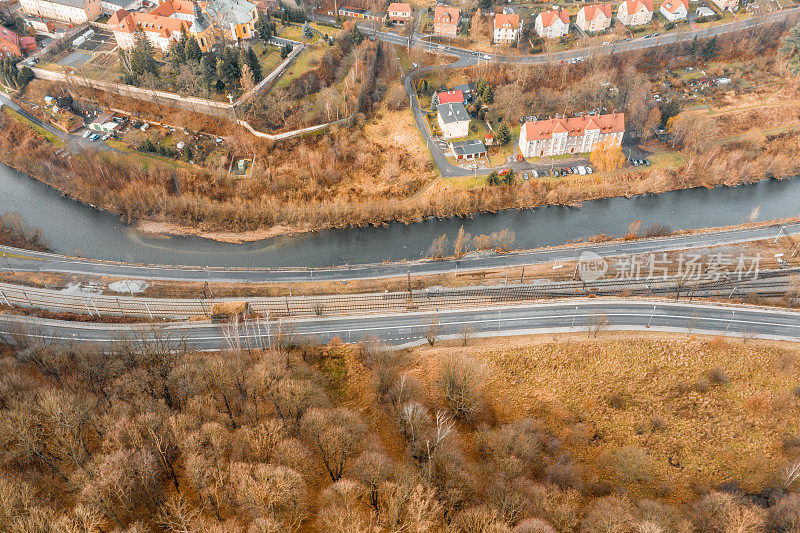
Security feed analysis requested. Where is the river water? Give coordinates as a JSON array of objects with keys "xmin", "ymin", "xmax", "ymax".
[{"xmin": 1, "ymin": 164, "xmax": 797, "ymax": 267}]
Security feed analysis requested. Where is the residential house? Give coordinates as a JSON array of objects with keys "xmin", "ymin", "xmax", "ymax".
[
  {"xmin": 109, "ymin": 0, "xmax": 214, "ymax": 52},
  {"xmin": 434, "ymin": 89, "xmax": 463, "ymax": 106},
  {"xmin": 534, "ymin": 9, "xmax": 570, "ymax": 39},
  {"xmin": 437, "ymin": 101, "xmax": 470, "ymax": 139},
  {"xmin": 388, "ymin": 2, "xmax": 412, "ymax": 23},
  {"xmin": 710, "ymin": 0, "xmax": 738, "ymax": 11},
  {"xmin": 518, "ymin": 112, "xmax": 625, "ymax": 157},
  {"xmin": 575, "ymin": 3, "xmax": 611, "ymax": 32},
  {"xmin": 695, "ymin": 6, "xmax": 714, "ymax": 16},
  {"xmin": 29, "ymin": 17, "xmax": 56, "ymax": 33},
  {"xmin": 204, "ymin": 0, "xmax": 259, "ymax": 40},
  {"xmin": 338, "ymin": 6, "xmax": 386, "ymax": 22},
  {"xmin": 450, "ymin": 139, "xmax": 486, "ymax": 160},
  {"xmin": 659, "ymin": 0, "xmax": 687, "ymax": 21},
  {"xmin": 433, "ymin": 6, "xmax": 459, "ymax": 37},
  {"xmin": 100, "ymin": 0, "xmax": 141, "ymax": 14},
  {"xmin": 20, "ymin": 0, "xmax": 102, "ymax": 23},
  {"xmin": 0, "ymin": 26, "xmax": 36, "ymax": 57},
  {"xmin": 88, "ymin": 112, "xmax": 120, "ymax": 132},
  {"xmin": 493, "ymin": 11, "xmax": 520, "ymax": 43},
  {"xmin": 616, "ymin": 0, "xmax": 653, "ymax": 26}
]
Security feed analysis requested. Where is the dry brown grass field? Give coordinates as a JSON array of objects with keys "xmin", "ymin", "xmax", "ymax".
[{"xmin": 409, "ymin": 334, "xmax": 800, "ymax": 500}]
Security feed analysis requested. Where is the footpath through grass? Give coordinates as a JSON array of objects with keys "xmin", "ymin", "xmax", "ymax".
[{"xmin": 3, "ymin": 107, "xmax": 64, "ymax": 148}]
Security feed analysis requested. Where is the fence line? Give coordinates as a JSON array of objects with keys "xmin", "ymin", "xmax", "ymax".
[{"xmin": 0, "ymin": 269, "xmax": 793, "ymax": 320}]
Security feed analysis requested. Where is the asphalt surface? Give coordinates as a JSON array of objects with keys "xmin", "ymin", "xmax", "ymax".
[
  {"xmin": 0, "ymin": 92, "xmax": 116, "ymax": 153},
  {"xmin": 3, "ymin": 299, "xmax": 800, "ymax": 350},
  {"xmin": 2, "ymin": 221, "xmax": 799, "ymax": 282}
]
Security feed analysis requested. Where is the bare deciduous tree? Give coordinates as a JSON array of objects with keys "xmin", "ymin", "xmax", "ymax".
[{"xmin": 301, "ymin": 407, "xmax": 367, "ymax": 482}]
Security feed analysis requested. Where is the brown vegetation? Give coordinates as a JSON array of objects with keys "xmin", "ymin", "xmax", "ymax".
[
  {"xmin": 3, "ymin": 331, "xmax": 800, "ymax": 531},
  {"xmin": 0, "ymin": 212, "xmax": 48, "ymax": 251}
]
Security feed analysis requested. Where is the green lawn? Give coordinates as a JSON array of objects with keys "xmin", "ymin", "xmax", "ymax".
[
  {"xmin": 275, "ymin": 45, "xmax": 325, "ymax": 89},
  {"xmin": 3, "ymin": 107, "xmax": 65, "ymax": 148},
  {"xmin": 251, "ymin": 41, "xmax": 284, "ymax": 76}
]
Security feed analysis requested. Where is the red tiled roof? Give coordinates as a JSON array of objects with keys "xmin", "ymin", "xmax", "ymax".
[
  {"xmin": 434, "ymin": 6, "xmax": 459, "ymax": 23},
  {"xmin": 579, "ymin": 3, "xmax": 612, "ymax": 21},
  {"xmin": 0, "ymin": 25, "xmax": 20, "ymax": 48},
  {"xmin": 523, "ymin": 113, "xmax": 625, "ymax": 140},
  {"xmin": 539, "ymin": 8, "xmax": 570, "ymax": 27},
  {"xmin": 660, "ymin": 0, "xmax": 687, "ymax": 13},
  {"xmin": 621, "ymin": 0, "xmax": 653, "ymax": 14},
  {"xmin": 494, "ymin": 12, "xmax": 519, "ymax": 29},
  {"xmin": 437, "ymin": 90, "xmax": 463, "ymax": 104},
  {"xmin": 388, "ymin": 2, "xmax": 411, "ymax": 13},
  {"xmin": 20, "ymin": 36, "xmax": 37, "ymax": 52},
  {"xmin": 150, "ymin": 0, "xmax": 195, "ymax": 17}
]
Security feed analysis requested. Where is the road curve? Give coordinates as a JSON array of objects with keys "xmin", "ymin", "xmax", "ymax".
[
  {"xmin": 2, "ymin": 221, "xmax": 799, "ymax": 283},
  {"xmin": 1, "ymin": 299, "xmax": 798, "ymax": 350}
]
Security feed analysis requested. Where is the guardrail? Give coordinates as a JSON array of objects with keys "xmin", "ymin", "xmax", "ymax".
[{"xmin": 0, "ymin": 268, "xmax": 795, "ymax": 320}]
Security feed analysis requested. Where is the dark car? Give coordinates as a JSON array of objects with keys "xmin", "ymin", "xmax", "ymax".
[
  {"xmin": 644, "ymin": 158, "xmax": 651, "ymax": 166},
  {"xmin": 632, "ymin": 159, "xmax": 640, "ymax": 166}
]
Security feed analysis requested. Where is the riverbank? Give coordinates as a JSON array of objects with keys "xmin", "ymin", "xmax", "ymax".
[{"xmin": 4, "ymin": 78, "xmax": 800, "ymax": 244}]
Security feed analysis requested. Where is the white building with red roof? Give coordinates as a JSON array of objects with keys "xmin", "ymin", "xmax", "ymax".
[
  {"xmin": 434, "ymin": 90, "xmax": 464, "ymax": 106},
  {"xmin": 388, "ymin": 2, "xmax": 411, "ymax": 23},
  {"xmin": 493, "ymin": 11, "xmax": 520, "ymax": 43},
  {"xmin": 659, "ymin": 0, "xmax": 687, "ymax": 21},
  {"xmin": 534, "ymin": 8, "xmax": 570, "ymax": 39},
  {"xmin": 518, "ymin": 113, "xmax": 625, "ymax": 157},
  {"xmin": 616, "ymin": 0, "xmax": 653, "ymax": 26},
  {"xmin": 575, "ymin": 3, "xmax": 612, "ymax": 33}
]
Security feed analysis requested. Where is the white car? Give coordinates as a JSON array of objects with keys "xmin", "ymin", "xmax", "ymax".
[
  {"xmin": 531, "ymin": 170, "xmax": 539, "ymax": 178},
  {"xmin": 577, "ymin": 166, "xmax": 586, "ymax": 175},
  {"xmin": 483, "ymin": 54, "xmax": 491, "ymax": 60},
  {"xmin": 82, "ymin": 130, "xmax": 92, "ymax": 138}
]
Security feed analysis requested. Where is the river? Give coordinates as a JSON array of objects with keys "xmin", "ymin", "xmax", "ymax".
[{"xmin": 1, "ymin": 164, "xmax": 797, "ymax": 267}]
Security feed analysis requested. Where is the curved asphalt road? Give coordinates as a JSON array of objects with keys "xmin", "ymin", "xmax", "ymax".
[
  {"xmin": 1, "ymin": 221, "xmax": 798, "ymax": 283},
  {"xmin": 2, "ymin": 299, "xmax": 799, "ymax": 350}
]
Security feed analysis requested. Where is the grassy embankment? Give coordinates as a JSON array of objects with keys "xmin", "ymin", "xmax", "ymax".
[{"xmin": 1, "ymin": 107, "xmax": 64, "ymax": 148}]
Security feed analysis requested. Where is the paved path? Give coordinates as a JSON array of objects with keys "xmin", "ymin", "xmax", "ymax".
[
  {"xmin": 2, "ymin": 221, "xmax": 798, "ymax": 282},
  {"xmin": 0, "ymin": 92, "xmax": 117, "ymax": 153},
  {"xmin": 2, "ymin": 298, "xmax": 800, "ymax": 349}
]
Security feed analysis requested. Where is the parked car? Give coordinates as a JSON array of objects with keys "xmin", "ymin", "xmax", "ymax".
[
  {"xmin": 531, "ymin": 170, "xmax": 538, "ymax": 178},
  {"xmin": 82, "ymin": 130, "xmax": 92, "ymax": 138},
  {"xmin": 632, "ymin": 159, "xmax": 639, "ymax": 166},
  {"xmin": 140, "ymin": 123, "xmax": 149, "ymax": 132},
  {"xmin": 577, "ymin": 166, "xmax": 586, "ymax": 175},
  {"xmin": 566, "ymin": 167, "xmax": 573, "ymax": 174},
  {"xmin": 101, "ymin": 134, "xmax": 110, "ymax": 141},
  {"xmin": 89, "ymin": 133, "xmax": 100, "ymax": 142},
  {"xmin": 499, "ymin": 168, "xmax": 511, "ymax": 176},
  {"xmin": 586, "ymin": 166, "xmax": 593, "ymax": 174},
  {"xmin": 643, "ymin": 158, "xmax": 651, "ymax": 166}
]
